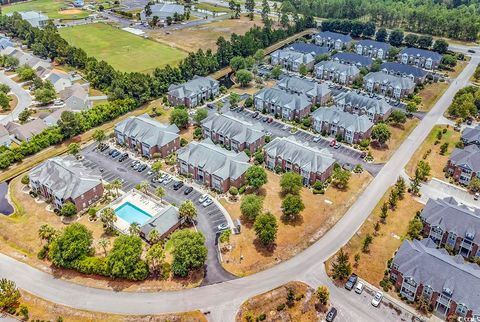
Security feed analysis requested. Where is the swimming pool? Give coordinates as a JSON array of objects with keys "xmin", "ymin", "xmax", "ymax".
[{"xmin": 114, "ymin": 202, "xmax": 152, "ymax": 225}]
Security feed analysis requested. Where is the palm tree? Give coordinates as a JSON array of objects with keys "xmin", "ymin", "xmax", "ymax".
[
  {"xmin": 38, "ymin": 224, "xmax": 56, "ymax": 244},
  {"xmin": 110, "ymin": 179, "xmax": 122, "ymax": 197},
  {"xmin": 97, "ymin": 238, "xmax": 110, "ymax": 257},
  {"xmin": 151, "ymin": 161, "xmax": 163, "ymax": 174},
  {"xmin": 148, "ymin": 229, "xmax": 160, "ymax": 244},
  {"xmin": 129, "ymin": 222, "xmax": 141, "ymax": 236},
  {"xmin": 155, "ymin": 186, "xmax": 165, "ymax": 202},
  {"xmin": 100, "ymin": 207, "xmax": 117, "ymax": 234},
  {"xmin": 104, "ymin": 183, "xmax": 113, "ymax": 197},
  {"xmin": 135, "ymin": 180, "xmax": 149, "ymax": 194},
  {"xmin": 178, "ymin": 200, "xmax": 198, "ymax": 223}
]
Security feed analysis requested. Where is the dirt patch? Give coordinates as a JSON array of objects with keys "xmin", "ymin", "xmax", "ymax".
[
  {"xmin": 236, "ymin": 281, "xmax": 324, "ymax": 322},
  {"xmin": 221, "ymin": 170, "xmax": 372, "ymax": 276},
  {"xmin": 59, "ymin": 9, "xmax": 84, "ymax": 15},
  {"xmin": 19, "ymin": 289, "xmax": 207, "ymax": 322}
]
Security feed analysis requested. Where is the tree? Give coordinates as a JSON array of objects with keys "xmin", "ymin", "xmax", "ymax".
[
  {"xmin": 362, "ymin": 234, "xmax": 373, "ymax": 253},
  {"xmin": 93, "ymin": 129, "xmax": 106, "ymax": 143},
  {"xmin": 254, "ymin": 212, "xmax": 278, "ymax": 246},
  {"xmin": 332, "ymin": 166, "xmax": 351, "ymax": 189},
  {"xmin": 110, "ymin": 179, "xmax": 122, "ymax": 197},
  {"xmin": 135, "ymin": 180, "xmax": 149, "ymax": 194},
  {"xmin": 395, "ymin": 177, "xmax": 406, "ymax": 199},
  {"xmin": 107, "ymin": 235, "xmax": 148, "ymax": 280},
  {"xmin": 316, "ymin": 286, "xmax": 329, "ymax": 306},
  {"xmin": 415, "ymin": 160, "xmax": 431, "ymax": 181},
  {"xmin": 58, "ymin": 110, "xmax": 81, "ymax": 138},
  {"xmin": 170, "ymin": 108, "xmax": 189, "ymax": 129},
  {"xmin": 38, "ymin": 224, "xmax": 57, "ymax": 245},
  {"xmin": 0, "ymin": 278, "xmax": 20, "ymax": 310},
  {"xmin": 372, "ymin": 123, "xmax": 391, "ymax": 147},
  {"xmin": 0, "ymin": 92, "xmax": 10, "ymax": 111},
  {"xmin": 18, "ymin": 108, "xmax": 31, "ymax": 123},
  {"xmin": 194, "ymin": 108, "xmax": 208, "ymax": 124},
  {"xmin": 380, "ymin": 202, "xmax": 388, "ymax": 223},
  {"xmin": 389, "ymin": 110, "xmax": 406, "ymax": 125},
  {"xmin": 146, "ymin": 243, "xmax": 165, "ymax": 276},
  {"xmin": 253, "ymin": 49, "xmax": 264, "ymax": 64},
  {"xmin": 97, "ymin": 238, "xmax": 110, "ymax": 257},
  {"xmin": 261, "ymin": 0, "xmax": 270, "ymax": 24},
  {"xmin": 416, "ymin": 295, "xmax": 432, "ymax": 314},
  {"xmin": 331, "ymin": 248, "xmax": 351, "ymax": 280},
  {"xmin": 148, "ymin": 229, "xmax": 161, "ymax": 244},
  {"xmin": 19, "ymin": 304, "xmax": 29, "ymax": 320},
  {"xmin": 281, "ymin": 194, "xmax": 305, "ymax": 221},
  {"xmin": 34, "ymin": 82, "xmax": 56, "ymax": 104},
  {"xmin": 270, "ymin": 65, "xmax": 282, "ymax": 79},
  {"xmin": 68, "ymin": 142, "xmax": 80, "ymax": 157},
  {"xmin": 469, "ymin": 176, "xmax": 480, "ymax": 193},
  {"xmin": 442, "ymin": 54, "xmax": 457, "ymax": 67},
  {"xmin": 155, "ymin": 186, "xmax": 165, "ymax": 201},
  {"xmin": 240, "ymin": 194, "xmax": 264, "ymax": 221},
  {"xmin": 60, "ymin": 201, "xmax": 77, "ymax": 217},
  {"xmin": 404, "ymin": 34, "xmax": 418, "ymax": 47},
  {"xmin": 100, "ymin": 207, "xmax": 117, "ymax": 234},
  {"xmin": 236, "ymin": 69, "xmax": 253, "ymax": 87},
  {"xmin": 151, "ymin": 161, "xmax": 163, "ymax": 174},
  {"xmin": 280, "ymin": 172, "xmax": 303, "ymax": 195},
  {"xmin": 354, "ymin": 253, "xmax": 360, "ymax": 267},
  {"xmin": 49, "ymin": 223, "xmax": 93, "ymax": 268},
  {"xmin": 129, "ymin": 222, "xmax": 141, "ymax": 236},
  {"xmin": 230, "ymin": 56, "xmax": 246, "ymax": 71},
  {"xmin": 407, "ymin": 216, "xmax": 423, "ymax": 240},
  {"xmin": 170, "ymin": 229, "xmax": 208, "ymax": 277},
  {"xmin": 0, "ymin": 84, "xmax": 10, "ymax": 95},
  {"xmin": 245, "ymin": 0, "xmax": 255, "ymax": 20},
  {"xmin": 389, "ymin": 189, "xmax": 399, "ymax": 209},
  {"xmin": 375, "ymin": 28, "xmax": 388, "ymax": 42},
  {"xmin": 21, "ymin": 174, "xmax": 30, "ymax": 185},
  {"xmin": 388, "ymin": 29, "xmax": 404, "ymax": 47},
  {"xmin": 406, "ymin": 101, "xmax": 418, "ymax": 113},
  {"xmin": 299, "ymin": 64, "xmax": 308, "ymax": 76},
  {"xmin": 417, "ymin": 35, "xmax": 433, "ymax": 49},
  {"xmin": 245, "ymin": 165, "xmax": 268, "ymax": 191},
  {"xmin": 178, "ymin": 200, "xmax": 198, "ymax": 223},
  {"xmin": 229, "ymin": 92, "xmax": 240, "ymax": 108},
  {"xmin": 17, "ymin": 65, "xmax": 35, "ymax": 81}
]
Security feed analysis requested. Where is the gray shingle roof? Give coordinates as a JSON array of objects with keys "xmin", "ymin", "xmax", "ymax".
[
  {"xmin": 334, "ymin": 91, "xmax": 392, "ymax": 117},
  {"xmin": 254, "ymin": 87, "xmax": 310, "ymax": 112},
  {"xmin": 400, "ymin": 47, "xmax": 442, "ymax": 62},
  {"xmin": 201, "ymin": 112, "xmax": 264, "ymax": 145},
  {"xmin": 168, "ymin": 76, "xmax": 218, "ymax": 100},
  {"xmin": 29, "ymin": 156, "xmax": 102, "ymax": 200},
  {"xmin": 461, "ymin": 126, "xmax": 480, "ymax": 145},
  {"xmin": 393, "ymin": 238, "xmax": 480, "ymax": 313},
  {"xmin": 264, "ymin": 136, "xmax": 335, "ymax": 174},
  {"xmin": 364, "ymin": 71, "xmax": 415, "ymax": 90},
  {"xmin": 316, "ymin": 31, "xmax": 352, "ymax": 43},
  {"xmin": 177, "ymin": 139, "xmax": 250, "ymax": 180},
  {"xmin": 288, "ymin": 42, "xmax": 329, "ymax": 56},
  {"xmin": 6, "ymin": 118, "xmax": 47, "ymax": 141},
  {"xmin": 276, "ymin": 76, "xmax": 331, "ymax": 99},
  {"xmin": 421, "ymin": 197, "xmax": 480, "ymax": 244},
  {"xmin": 59, "ymin": 83, "xmax": 89, "ymax": 111},
  {"xmin": 115, "ymin": 114, "xmax": 179, "ymax": 148},
  {"xmin": 449, "ymin": 145, "xmax": 480, "ymax": 172},
  {"xmin": 311, "ymin": 106, "xmax": 374, "ymax": 134},
  {"xmin": 271, "ymin": 49, "xmax": 314, "ymax": 65},
  {"xmin": 43, "ymin": 107, "xmax": 71, "ymax": 126},
  {"xmin": 380, "ymin": 62, "xmax": 427, "ymax": 79},
  {"xmin": 0, "ymin": 37, "xmax": 13, "ymax": 50},
  {"xmin": 356, "ymin": 39, "xmax": 391, "ymax": 52},
  {"xmin": 315, "ymin": 60, "xmax": 360, "ymax": 77},
  {"xmin": 332, "ymin": 52, "xmax": 373, "ymax": 67},
  {"xmin": 140, "ymin": 205, "xmax": 180, "ymax": 241}
]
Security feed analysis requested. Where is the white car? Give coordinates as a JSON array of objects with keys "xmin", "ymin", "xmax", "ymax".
[
  {"xmin": 313, "ymin": 136, "xmax": 321, "ymax": 143},
  {"xmin": 198, "ymin": 194, "xmax": 209, "ymax": 203},
  {"xmin": 162, "ymin": 176, "xmax": 173, "ymax": 185},
  {"xmin": 371, "ymin": 291, "xmax": 383, "ymax": 307},
  {"xmin": 217, "ymin": 222, "xmax": 229, "ymax": 231},
  {"xmin": 202, "ymin": 198, "xmax": 213, "ymax": 207},
  {"xmin": 354, "ymin": 281, "xmax": 364, "ymax": 294}
]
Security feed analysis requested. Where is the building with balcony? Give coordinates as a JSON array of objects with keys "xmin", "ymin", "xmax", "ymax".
[
  {"xmin": 380, "ymin": 62, "xmax": 428, "ymax": 84},
  {"xmin": 270, "ymin": 49, "xmax": 315, "ymax": 72},
  {"xmin": 314, "ymin": 31, "xmax": 352, "ymax": 50},
  {"xmin": 355, "ymin": 39, "xmax": 392, "ymax": 60},
  {"xmin": 331, "ymin": 52, "xmax": 373, "ymax": 68},
  {"xmin": 461, "ymin": 126, "xmax": 480, "ymax": 147},
  {"xmin": 334, "ymin": 91, "xmax": 392, "ymax": 123},
  {"xmin": 363, "ymin": 71, "xmax": 415, "ymax": 99},
  {"xmin": 276, "ymin": 76, "xmax": 332, "ymax": 104},
  {"xmin": 314, "ymin": 60, "xmax": 360, "ymax": 85},
  {"xmin": 399, "ymin": 47, "xmax": 442, "ymax": 70},
  {"xmin": 254, "ymin": 87, "xmax": 311, "ymax": 121},
  {"xmin": 447, "ymin": 145, "xmax": 480, "ymax": 185},
  {"xmin": 167, "ymin": 76, "xmax": 219, "ymax": 108}
]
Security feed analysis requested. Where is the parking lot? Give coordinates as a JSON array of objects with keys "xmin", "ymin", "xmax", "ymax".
[{"xmin": 80, "ymin": 143, "xmax": 236, "ymax": 285}]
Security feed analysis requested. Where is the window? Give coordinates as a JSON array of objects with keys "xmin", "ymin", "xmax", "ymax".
[
  {"xmin": 456, "ymin": 303, "xmax": 468, "ymax": 317},
  {"xmin": 447, "ymin": 232, "xmax": 456, "ymax": 246},
  {"xmin": 81, "ymin": 194, "xmax": 84, "ymax": 200},
  {"xmin": 422, "ymin": 285, "xmax": 433, "ymax": 299}
]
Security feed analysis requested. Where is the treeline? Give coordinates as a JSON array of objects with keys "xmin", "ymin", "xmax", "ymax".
[
  {"xmin": 278, "ymin": 0, "xmax": 479, "ymax": 41},
  {"xmin": 0, "ymin": 13, "xmax": 315, "ymax": 169},
  {"xmin": 447, "ymin": 86, "xmax": 480, "ymax": 119}
]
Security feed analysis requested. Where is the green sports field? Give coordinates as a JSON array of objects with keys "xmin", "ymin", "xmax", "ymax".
[
  {"xmin": 2, "ymin": 0, "xmax": 90, "ymax": 20},
  {"xmin": 59, "ymin": 23, "xmax": 187, "ymax": 73}
]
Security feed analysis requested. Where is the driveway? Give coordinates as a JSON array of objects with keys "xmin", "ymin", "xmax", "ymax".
[
  {"xmin": 0, "ymin": 71, "xmax": 32, "ymax": 125},
  {"xmin": 419, "ymin": 177, "xmax": 479, "ymax": 207},
  {"xmin": 80, "ymin": 143, "xmax": 236, "ymax": 285}
]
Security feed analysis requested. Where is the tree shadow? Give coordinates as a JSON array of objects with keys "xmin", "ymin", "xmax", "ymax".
[
  {"xmin": 370, "ymin": 141, "xmax": 390, "ymax": 151},
  {"xmin": 280, "ymin": 214, "xmax": 304, "ymax": 227},
  {"xmin": 253, "ymin": 238, "xmax": 276, "ymax": 257}
]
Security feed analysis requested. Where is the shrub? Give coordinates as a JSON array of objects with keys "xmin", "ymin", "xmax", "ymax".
[
  {"xmin": 276, "ymin": 303, "xmax": 286, "ymax": 311},
  {"xmin": 257, "ymin": 313, "xmax": 266, "ymax": 321},
  {"xmin": 73, "ymin": 256, "xmax": 109, "ymax": 276},
  {"xmin": 21, "ymin": 175, "xmax": 30, "ymax": 185}
]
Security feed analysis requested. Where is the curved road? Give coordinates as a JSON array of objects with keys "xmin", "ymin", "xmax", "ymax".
[
  {"xmin": 1, "ymin": 54, "xmax": 479, "ymax": 321},
  {"xmin": 0, "ymin": 71, "xmax": 32, "ymax": 125}
]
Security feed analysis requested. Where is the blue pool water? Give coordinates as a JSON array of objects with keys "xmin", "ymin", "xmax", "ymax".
[{"xmin": 114, "ymin": 202, "xmax": 152, "ymax": 225}]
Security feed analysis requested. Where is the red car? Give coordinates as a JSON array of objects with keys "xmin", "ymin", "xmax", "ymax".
[
  {"xmin": 329, "ymin": 139, "xmax": 336, "ymax": 147},
  {"xmin": 267, "ymin": 117, "xmax": 273, "ymax": 123}
]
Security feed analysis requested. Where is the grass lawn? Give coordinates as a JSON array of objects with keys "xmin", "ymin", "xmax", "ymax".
[
  {"xmin": 325, "ymin": 189, "xmax": 424, "ymax": 287},
  {"xmin": 221, "ymin": 170, "xmax": 372, "ymax": 276},
  {"xmin": 19, "ymin": 289, "xmax": 207, "ymax": 322},
  {"xmin": 8, "ymin": 94, "xmax": 18, "ymax": 110},
  {"xmin": 405, "ymin": 125, "xmax": 460, "ymax": 179},
  {"xmin": 369, "ymin": 118, "xmax": 419, "ymax": 163},
  {"xmin": 0, "ymin": 175, "xmax": 202, "ymax": 292},
  {"xmin": 448, "ymin": 58, "xmax": 470, "ymax": 79},
  {"xmin": 149, "ymin": 15, "xmax": 264, "ymax": 52},
  {"xmin": 59, "ymin": 23, "xmax": 187, "ymax": 73},
  {"xmin": 418, "ymin": 82, "xmax": 449, "ymax": 112},
  {"xmin": 2, "ymin": 0, "xmax": 90, "ymax": 20},
  {"xmin": 236, "ymin": 281, "xmax": 324, "ymax": 321}
]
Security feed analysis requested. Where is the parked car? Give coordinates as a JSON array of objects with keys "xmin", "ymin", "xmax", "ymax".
[
  {"xmin": 355, "ymin": 281, "xmax": 365, "ymax": 294},
  {"xmin": 326, "ymin": 308, "xmax": 337, "ymax": 322},
  {"xmin": 111, "ymin": 150, "xmax": 121, "ymax": 158},
  {"xmin": 262, "ymin": 117, "xmax": 268, "ymax": 122},
  {"xmin": 163, "ymin": 176, "xmax": 173, "ymax": 185},
  {"xmin": 207, "ymin": 103, "xmax": 215, "ymax": 109},
  {"xmin": 109, "ymin": 149, "xmax": 117, "ymax": 156},
  {"xmin": 131, "ymin": 160, "xmax": 140, "ymax": 168},
  {"xmin": 345, "ymin": 273, "xmax": 358, "ymax": 290},
  {"xmin": 329, "ymin": 139, "xmax": 336, "ymax": 147},
  {"xmin": 334, "ymin": 143, "xmax": 341, "ymax": 149},
  {"xmin": 173, "ymin": 181, "xmax": 184, "ymax": 190},
  {"xmin": 267, "ymin": 117, "xmax": 273, "ymax": 123},
  {"xmin": 133, "ymin": 162, "xmax": 141, "ymax": 170},
  {"xmin": 217, "ymin": 222, "xmax": 229, "ymax": 231},
  {"xmin": 313, "ymin": 136, "xmax": 321, "ymax": 143},
  {"xmin": 118, "ymin": 153, "xmax": 129, "ymax": 162},
  {"xmin": 252, "ymin": 111, "xmax": 259, "ymax": 118},
  {"xmin": 202, "ymin": 198, "xmax": 213, "ymax": 207},
  {"xmin": 198, "ymin": 194, "xmax": 209, "ymax": 203},
  {"xmin": 184, "ymin": 186, "xmax": 193, "ymax": 195},
  {"xmin": 137, "ymin": 164, "xmax": 147, "ymax": 172},
  {"xmin": 468, "ymin": 49, "xmax": 476, "ymax": 53},
  {"xmin": 371, "ymin": 291, "xmax": 383, "ymax": 307},
  {"xmin": 474, "ymin": 192, "xmax": 479, "ymax": 201}
]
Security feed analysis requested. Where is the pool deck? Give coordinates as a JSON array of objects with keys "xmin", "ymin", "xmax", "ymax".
[{"xmin": 105, "ymin": 189, "xmax": 168, "ymax": 234}]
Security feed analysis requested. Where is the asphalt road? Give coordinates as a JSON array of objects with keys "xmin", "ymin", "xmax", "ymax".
[
  {"xmin": 0, "ymin": 55, "xmax": 478, "ymax": 321},
  {"xmin": 80, "ymin": 143, "xmax": 236, "ymax": 285},
  {"xmin": 0, "ymin": 71, "xmax": 32, "ymax": 125}
]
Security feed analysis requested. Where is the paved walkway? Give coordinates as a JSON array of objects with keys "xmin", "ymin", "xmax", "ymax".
[{"xmin": 0, "ymin": 71, "xmax": 32, "ymax": 124}]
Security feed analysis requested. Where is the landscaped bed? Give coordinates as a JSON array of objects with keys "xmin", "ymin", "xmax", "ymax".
[
  {"xmin": 59, "ymin": 23, "xmax": 187, "ymax": 73},
  {"xmin": 220, "ymin": 170, "xmax": 372, "ymax": 276}
]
